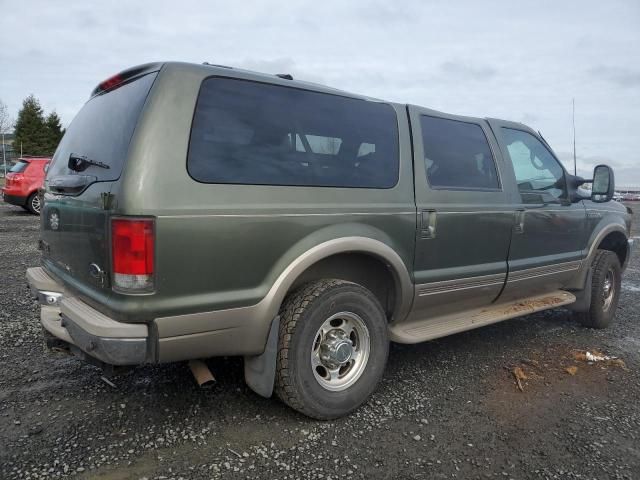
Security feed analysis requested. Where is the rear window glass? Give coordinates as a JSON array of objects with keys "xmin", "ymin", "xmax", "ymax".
[
  {"xmin": 9, "ymin": 161, "xmax": 28, "ymax": 173},
  {"xmin": 420, "ymin": 116, "xmax": 500, "ymax": 190},
  {"xmin": 47, "ymin": 72, "xmax": 157, "ymax": 182},
  {"xmin": 187, "ymin": 78, "xmax": 399, "ymax": 188}
]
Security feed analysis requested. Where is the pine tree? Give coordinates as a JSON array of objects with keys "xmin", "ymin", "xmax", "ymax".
[
  {"xmin": 45, "ymin": 111, "xmax": 64, "ymax": 155},
  {"xmin": 13, "ymin": 95, "xmax": 48, "ymax": 157}
]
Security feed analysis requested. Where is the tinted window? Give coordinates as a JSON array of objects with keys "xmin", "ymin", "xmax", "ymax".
[
  {"xmin": 420, "ymin": 116, "xmax": 499, "ymax": 190},
  {"xmin": 9, "ymin": 160, "xmax": 28, "ymax": 173},
  {"xmin": 47, "ymin": 73, "xmax": 157, "ymax": 182},
  {"xmin": 188, "ymin": 78, "xmax": 399, "ymax": 188},
  {"xmin": 501, "ymin": 128, "xmax": 565, "ymax": 199},
  {"xmin": 299, "ymin": 135, "xmax": 342, "ymax": 155}
]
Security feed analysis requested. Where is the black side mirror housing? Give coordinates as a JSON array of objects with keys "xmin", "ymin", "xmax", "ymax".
[
  {"xmin": 566, "ymin": 174, "xmax": 588, "ymax": 203},
  {"xmin": 566, "ymin": 164, "xmax": 615, "ymax": 204},
  {"xmin": 590, "ymin": 165, "xmax": 615, "ymax": 203}
]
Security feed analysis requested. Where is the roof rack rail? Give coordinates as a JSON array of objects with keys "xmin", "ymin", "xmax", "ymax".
[
  {"xmin": 276, "ymin": 73, "xmax": 293, "ymax": 80},
  {"xmin": 202, "ymin": 62, "xmax": 232, "ymax": 69}
]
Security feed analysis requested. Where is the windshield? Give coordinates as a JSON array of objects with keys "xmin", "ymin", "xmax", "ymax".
[{"xmin": 47, "ymin": 72, "xmax": 158, "ymax": 182}]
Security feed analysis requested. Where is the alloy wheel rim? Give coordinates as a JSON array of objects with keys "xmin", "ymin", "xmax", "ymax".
[
  {"xmin": 602, "ymin": 268, "xmax": 615, "ymax": 311},
  {"xmin": 310, "ymin": 311, "xmax": 371, "ymax": 392},
  {"xmin": 31, "ymin": 195, "xmax": 41, "ymax": 214}
]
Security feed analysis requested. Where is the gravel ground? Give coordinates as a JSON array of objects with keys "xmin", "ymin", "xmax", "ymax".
[{"xmin": 1, "ymin": 202, "xmax": 639, "ymax": 480}]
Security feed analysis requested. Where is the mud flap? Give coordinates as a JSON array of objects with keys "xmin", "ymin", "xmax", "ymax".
[
  {"xmin": 244, "ymin": 315, "xmax": 279, "ymax": 398},
  {"xmin": 568, "ymin": 267, "xmax": 593, "ymax": 313}
]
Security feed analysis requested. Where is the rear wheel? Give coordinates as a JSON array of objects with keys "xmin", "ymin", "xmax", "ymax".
[
  {"xmin": 275, "ymin": 279, "xmax": 389, "ymax": 419},
  {"xmin": 576, "ymin": 250, "xmax": 621, "ymax": 329},
  {"xmin": 26, "ymin": 192, "xmax": 41, "ymax": 215}
]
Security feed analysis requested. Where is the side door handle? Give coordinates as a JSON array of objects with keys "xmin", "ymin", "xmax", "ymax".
[
  {"xmin": 420, "ymin": 210, "xmax": 437, "ymax": 239},
  {"xmin": 514, "ymin": 210, "xmax": 525, "ymax": 234}
]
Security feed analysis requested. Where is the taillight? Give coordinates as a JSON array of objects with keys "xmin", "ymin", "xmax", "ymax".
[
  {"xmin": 100, "ymin": 74, "xmax": 123, "ymax": 92},
  {"xmin": 111, "ymin": 218, "xmax": 155, "ymax": 292}
]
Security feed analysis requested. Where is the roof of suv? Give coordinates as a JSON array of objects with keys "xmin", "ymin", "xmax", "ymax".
[
  {"xmin": 100, "ymin": 61, "xmax": 533, "ymax": 134},
  {"xmin": 193, "ymin": 63, "xmax": 533, "ymax": 130},
  {"xmin": 174, "ymin": 61, "xmax": 383, "ymax": 103}
]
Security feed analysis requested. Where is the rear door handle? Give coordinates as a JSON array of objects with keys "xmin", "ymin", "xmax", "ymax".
[{"xmin": 420, "ymin": 210, "xmax": 437, "ymax": 239}]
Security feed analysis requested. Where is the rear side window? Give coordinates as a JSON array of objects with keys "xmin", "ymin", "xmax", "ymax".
[
  {"xmin": 9, "ymin": 161, "xmax": 28, "ymax": 173},
  {"xmin": 47, "ymin": 72, "xmax": 157, "ymax": 182},
  {"xmin": 187, "ymin": 78, "xmax": 399, "ymax": 188},
  {"xmin": 420, "ymin": 116, "xmax": 500, "ymax": 190}
]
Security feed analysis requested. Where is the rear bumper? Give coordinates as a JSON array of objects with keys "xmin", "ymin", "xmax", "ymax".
[
  {"xmin": 27, "ymin": 267, "xmax": 149, "ymax": 366},
  {"xmin": 2, "ymin": 192, "xmax": 28, "ymax": 207}
]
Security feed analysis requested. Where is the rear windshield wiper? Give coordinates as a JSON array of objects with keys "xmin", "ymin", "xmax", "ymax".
[{"xmin": 68, "ymin": 153, "xmax": 110, "ymax": 172}]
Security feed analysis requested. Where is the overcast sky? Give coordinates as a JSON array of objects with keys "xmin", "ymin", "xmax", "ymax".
[{"xmin": 2, "ymin": 0, "xmax": 639, "ymax": 186}]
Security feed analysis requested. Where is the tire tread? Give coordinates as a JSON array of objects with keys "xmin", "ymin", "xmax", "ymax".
[
  {"xmin": 276, "ymin": 279, "xmax": 389, "ymax": 419},
  {"xmin": 274, "ymin": 279, "xmax": 349, "ymax": 414},
  {"xmin": 577, "ymin": 249, "xmax": 621, "ymax": 329}
]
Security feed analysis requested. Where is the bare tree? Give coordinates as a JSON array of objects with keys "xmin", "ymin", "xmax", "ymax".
[{"xmin": 0, "ymin": 100, "xmax": 13, "ymax": 176}]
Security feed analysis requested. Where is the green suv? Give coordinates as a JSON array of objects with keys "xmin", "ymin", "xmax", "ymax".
[{"xmin": 27, "ymin": 62, "xmax": 633, "ymax": 419}]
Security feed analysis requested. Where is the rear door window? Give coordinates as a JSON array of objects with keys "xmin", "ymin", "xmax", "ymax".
[
  {"xmin": 47, "ymin": 72, "xmax": 157, "ymax": 182},
  {"xmin": 187, "ymin": 78, "xmax": 399, "ymax": 188},
  {"xmin": 420, "ymin": 116, "xmax": 500, "ymax": 190}
]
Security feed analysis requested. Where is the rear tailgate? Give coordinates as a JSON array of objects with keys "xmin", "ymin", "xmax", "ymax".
[{"xmin": 41, "ymin": 68, "xmax": 159, "ymax": 297}]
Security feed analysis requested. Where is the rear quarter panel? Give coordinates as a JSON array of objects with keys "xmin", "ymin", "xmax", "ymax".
[
  {"xmin": 26, "ymin": 161, "xmax": 47, "ymax": 195},
  {"xmin": 112, "ymin": 64, "xmax": 416, "ymax": 324}
]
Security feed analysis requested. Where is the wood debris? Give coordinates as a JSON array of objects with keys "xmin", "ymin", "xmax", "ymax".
[
  {"xmin": 565, "ymin": 366, "xmax": 578, "ymax": 375},
  {"xmin": 512, "ymin": 367, "xmax": 527, "ymax": 392}
]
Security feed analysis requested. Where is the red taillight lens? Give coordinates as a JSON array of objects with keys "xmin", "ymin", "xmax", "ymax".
[{"xmin": 111, "ymin": 218, "xmax": 154, "ymax": 291}]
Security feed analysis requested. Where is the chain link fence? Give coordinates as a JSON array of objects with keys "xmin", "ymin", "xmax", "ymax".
[{"xmin": 1, "ymin": 140, "xmax": 19, "ymax": 178}]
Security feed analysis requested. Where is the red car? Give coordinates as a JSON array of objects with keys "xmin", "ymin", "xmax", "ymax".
[{"xmin": 2, "ymin": 157, "xmax": 51, "ymax": 214}]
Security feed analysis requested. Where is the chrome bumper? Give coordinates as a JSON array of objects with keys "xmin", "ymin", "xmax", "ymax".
[{"xmin": 26, "ymin": 267, "xmax": 149, "ymax": 366}]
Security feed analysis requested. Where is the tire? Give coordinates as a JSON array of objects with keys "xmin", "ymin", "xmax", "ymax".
[
  {"xmin": 275, "ymin": 279, "xmax": 389, "ymax": 419},
  {"xmin": 576, "ymin": 250, "xmax": 621, "ymax": 329},
  {"xmin": 26, "ymin": 192, "xmax": 41, "ymax": 215}
]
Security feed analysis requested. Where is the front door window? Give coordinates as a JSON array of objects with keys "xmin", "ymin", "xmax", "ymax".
[{"xmin": 501, "ymin": 128, "xmax": 566, "ymax": 202}]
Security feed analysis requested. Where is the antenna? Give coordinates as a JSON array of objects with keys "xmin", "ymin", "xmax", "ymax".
[{"xmin": 572, "ymin": 98, "xmax": 577, "ymax": 175}]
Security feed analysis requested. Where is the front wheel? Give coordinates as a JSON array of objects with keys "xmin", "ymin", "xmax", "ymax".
[
  {"xmin": 275, "ymin": 279, "xmax": 389, "ymax": 419},
  {"xmin": 575, "ymin": 250, "xmax": 622, "ymax": 329}
]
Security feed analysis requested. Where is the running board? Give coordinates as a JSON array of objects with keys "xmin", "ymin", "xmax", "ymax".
[{"xmin": 390, "ymin": 290, "xmax": 576, "ymax": 344}]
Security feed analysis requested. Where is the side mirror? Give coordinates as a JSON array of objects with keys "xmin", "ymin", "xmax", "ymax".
[{"xmin": 591, "ymin": 165, "xmax": 615, "ymax": 203}]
